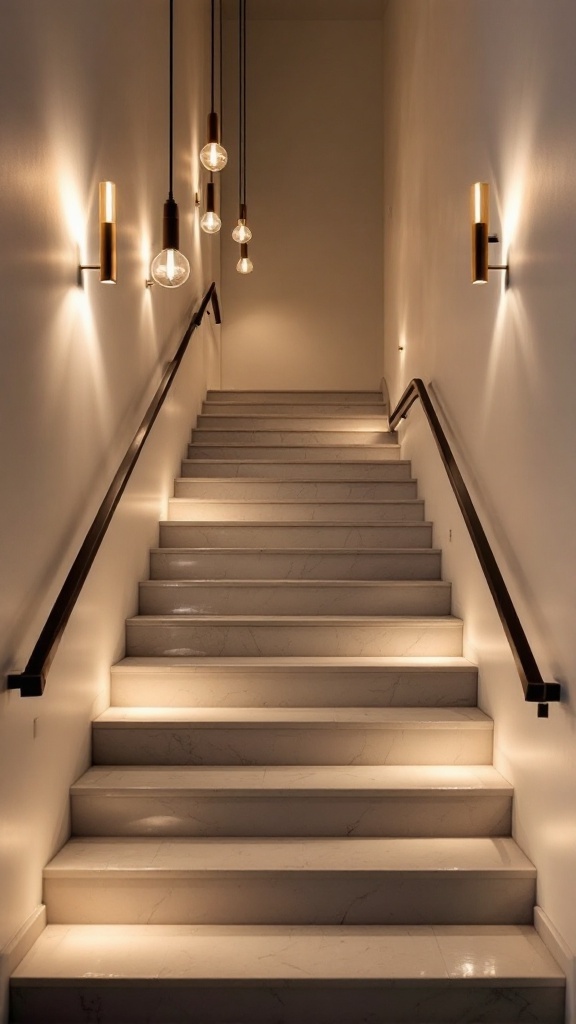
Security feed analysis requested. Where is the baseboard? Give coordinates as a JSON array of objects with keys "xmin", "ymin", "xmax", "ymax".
[
  {"xmin": 534, "ymin": 905, "xmax": 574, "ymax": 978},
  {"xmin": 0, "ymin": 906, "xmax": 46, "ymax": 1024}
]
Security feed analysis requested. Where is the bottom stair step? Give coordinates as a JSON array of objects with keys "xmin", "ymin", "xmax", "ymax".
[{"xmin": 11, "ymin": 923, "xmax": 565, "ymax": 1023}]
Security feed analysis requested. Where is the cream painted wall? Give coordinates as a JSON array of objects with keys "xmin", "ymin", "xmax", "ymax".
[
  {"xmin": 383, "ymin": 0, "xmax": 576, "ymax": 1003},
  {"xmin": 0, "ymin": 0, "xmax": 219, "ymax": 998},
  {"xmin": 220, "ymin": 13, "xmax": 383, "ymax": 390}
]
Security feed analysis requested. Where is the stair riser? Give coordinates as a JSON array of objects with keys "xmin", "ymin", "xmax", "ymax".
[
  {"xmin": 175, "ymin": 479, "xmax": 418, "ymax": 500},
  {"xmin": 188, "ymin": 445, "xmax": 400, "ymax": 462},
  {"xmin": 138, "ymin": 583, "xmax": 452, "ymax": 617},
  {"xmin": 110, "ymin": 665, "xmax": 478, "ymax": 708},
  {"xmin": 71, "ymin": 792, "xmax": 511, "ymax": 839},
  {"xmin": 181, "ymin": 460, "xmax": 412, "ymax": 480},
  {"xmin": 125, "ymin": 621, "xmax": 463, "ymax": 658},
  {"xmin": 44, "ymin": 875, "xmax": 535, "ymax": 926},
  {"xmin": 204, "ymin": 402, "xmax": 388, "ymax": 416},
  {"xmin": 11, "ymin": 982, "xmax": 563, "ymax": 1024},
  {"xmin": 159, "ymin": 523, "xmax": 433, "ymax": 549},
  {"xmin": 166, "ymin": 500, "xmax": 425, "ymax": 523},
  {"xmin": 192, "ymin": 431, "xmax": 396, "ymax": 446},
  {"xmin": 150, "ymin": 549, "xmax": 441, "ymax": 581},
  {"xmin": 92, "ymin": 723, "xmax": 490, "ymax": 767},
  {"xmin": 196, "ymin": 416, "xmax": 392, "ymax": 430},
  {"xmin": 206, "ymin": 391, "xmax": 384, "ymax": 404}
]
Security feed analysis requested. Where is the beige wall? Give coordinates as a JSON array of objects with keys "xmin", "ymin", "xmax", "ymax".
[
  {"xmin": 220, "ymin": 12, "xmax": 384, "ymax": 390},
  {"xmin": 383, "ymin": 0, "xmax": 576, "ymax": 998},
  {"xmin": 0, "ymin": 0, "xmax": 219, "ymax": 997}
]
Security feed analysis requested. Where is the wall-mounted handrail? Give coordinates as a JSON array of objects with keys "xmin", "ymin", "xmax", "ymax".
[
  {"xmin": 390, "ymin": 378, "xmax": 561, "ymax": 717},
  {"xmin": 8, "ymin": 282, "xmax": 221, "ymax": 697}
]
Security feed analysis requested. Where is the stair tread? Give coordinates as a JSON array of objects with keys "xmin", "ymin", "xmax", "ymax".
[
  {"xmin": 73, "ymin": 764, "xmax": 510, "ymax": 794},
  {"xmin": 93, "ymin": 707, "xmax": 490, "ymax": 728},
  {"xmin": 140, "ymin": 579, "xmax": 448, "ymax": 588},
  {"xmin": 112, "ymin": 655, "xmax": 476, "ymax": 670},
  {"xmin": 12, "ymin": 923, "xmax": 564, "ymax": 984},
  {"xmin": 153, "ymin": 546, "xmax": 440, "ymax": 553},
  {"xmin": 169, "ymin": 498, "xmax": 422, "ymax": 505},
  {"xmin": 44, "ymin": 836, "xmax": 535, "ymax": 876},
  {"xmin": 126, "ymin": 614, "xmax": 463, "ymax": 625}
]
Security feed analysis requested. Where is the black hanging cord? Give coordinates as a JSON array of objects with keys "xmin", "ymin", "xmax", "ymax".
[
  {"xmin": 238, "ymin": 0, "xmax": 246, "ymax": 210},
  {"xmin": 210, "ymin": 0, "xmax": 215, "ymax": 113},
  {"xmin": 169, "ymin": 0, "xmax": 174, "ymax": 198},
  {"xmin": 219, "ymin": 0, "xmax": 223, "ymax": 134}
]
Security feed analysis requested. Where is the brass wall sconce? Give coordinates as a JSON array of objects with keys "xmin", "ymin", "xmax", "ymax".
[
  {"xmin": 471, "ymin": 182, "xmax": 508, "ymax": 284},
  {"xmin": 79, "ymin": 181, "xmax": 117, "ymax": 284}
]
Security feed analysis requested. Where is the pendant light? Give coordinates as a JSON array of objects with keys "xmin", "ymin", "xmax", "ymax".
[
  {"xmin": 200, "ymin": 0, "xmax": 227, "ymax": 173},
  {"xmin": 234, "ymin": 0, "xmax": 253, "ymax": 271},
  {"xmin": 150, "ymin": 0, "xmax": 190, "ymax": 289},
  {"xmin": 201, "ymin": 176, "xmax": 222, "ymax": 233}
]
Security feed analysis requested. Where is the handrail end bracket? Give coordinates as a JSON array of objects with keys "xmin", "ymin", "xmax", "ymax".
[{"xmin": 7, "ymin": 671, "xmax": 46, "ymax": 697}]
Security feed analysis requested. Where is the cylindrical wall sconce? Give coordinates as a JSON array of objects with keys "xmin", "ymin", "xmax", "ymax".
[
  {"xmin": 471, "ymin": 182, "xmax": 489, "ymax": 284},
  {"xmin": 99, "ymin": 181, "xmax": 117, "ymax": 283},
  {"xmin": 470, "ymin": 181, "xmax": 508, "ymax": 285},
  {"xmin": 79, "ymin": 180, "xmax": 117, "ymax": 285}
]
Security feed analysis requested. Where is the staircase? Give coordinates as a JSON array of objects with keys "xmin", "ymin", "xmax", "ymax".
[{"xmin": 11, "ymin": 390, "xmax": 564, "ymax": 1023}]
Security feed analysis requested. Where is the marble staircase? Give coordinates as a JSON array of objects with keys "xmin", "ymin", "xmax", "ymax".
[{"xmin": 11, "ymin": 390, "xmax": 565, "ymax": 1022}]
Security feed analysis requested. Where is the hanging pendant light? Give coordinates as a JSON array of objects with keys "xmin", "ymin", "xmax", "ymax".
[
  {"xmin": 234, "ymin": 0, "xmax": 253, "ymax": 269},
  {"xmin": 201, "ymin": 176, "xmax": 222, "ymax": 234},
  {"xmin": 200, "ymin": 0, "xmax": 227, "ymax": 173},
  {"xmin": 150, "ymin": 0, "xmax": 190, "ymax": 288}
]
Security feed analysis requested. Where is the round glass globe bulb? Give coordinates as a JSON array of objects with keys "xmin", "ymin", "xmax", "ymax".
[
  {"xmin": 232, "ymin": 219, "xmax": 252, "ymax": 243},
  {"xmin": 236, "ymin": 255, "xmax": 254, "ymax": 275},
  {"xmin": 200, "ymin": 142, "xmax": 228, "ymax": 172},
  {"xmin": 201, "ymin": 210, "xmax": 222, "ymax": 234},
  {"xmin": 150, "ymin": 248, "xmax": 190, "ymax": 288}
]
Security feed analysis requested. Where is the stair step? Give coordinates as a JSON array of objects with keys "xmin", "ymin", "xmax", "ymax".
[
  {"xmin": 125, "ymin": 615, "xmax": 463, "ymax": 658},
  {"xmin": 110, "ymin": 656, "xmax": 478, "ymax": 708},
  {"xmin": 196, "ymin": 415, "xmax": 392, "ymax": 430},
  {"xmin": 181, "ymin": 459, "xmax": 412, "ymax": 479},
  {"xmin": 175, "ymin": 477, "xmax": 418, "ymax": 499},
  {"xmin": 206, "ymin": 390, "xmax": 385, "ymax": 403},
  {"xmin": 204, "ymin": 401, "xmax": 388, "ymax": 415},
  {"xmin": 188, "ymin": 443, "xmax": 401, "ymax": 462},
  {"xmin": 42, "ymin": 837, "xmax": 535, "ymax": 925},
  {"xmin": 11, "ymin": 924, "xmax": 565, "ymax": 1024},
  {"xmin": 138, "ymin": 580, "xmax": 451, "ymax": 617},
  {"xmin": 151, "ymin": 547, "xmax": 441, "ymax": 581},
  {"xmin": 159, "ymin": 521, "xmax": 433, "ymax": 549},
  {"xmin": 92, "ymin": 706, "xmax": 490, "ymax": 767},
  {"xmin": 71, "ymin": 763, "xmax": 511, "ymax": 838},
  {"xmin": 192, "ymin": 430, "xmax": 398, "ymax": 446},
  {"xmin": 166, "ymin": 498, "xmax": 425, "ymax": 523}
]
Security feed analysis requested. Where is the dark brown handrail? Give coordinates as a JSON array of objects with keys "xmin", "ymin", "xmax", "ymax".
[
  {"xmin": 390, "ymin": 378, "xmax": 560, "ymax": 717},
  {"xmin": 8, "ymin": 282, "xmax": 221, "ymax": 697}
]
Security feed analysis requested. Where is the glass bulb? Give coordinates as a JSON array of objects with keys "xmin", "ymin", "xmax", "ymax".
[
  {"xmin": 150, "ymin": 248, "xmax": 190, "ymax": 288},
  {"xmin": 232, "ymin": 219, "xmax": 252, "ymax": 243},
  {"xmin": 201, "ymin": 210, "xmax": 222, "ymax": 234},
  {"xmin": 236, "ymin": 255, "xmax": 254, "ymax": 275},
  {"xmin": 200, "ymin": 142, "xmax": 228, "ymax": 172}
]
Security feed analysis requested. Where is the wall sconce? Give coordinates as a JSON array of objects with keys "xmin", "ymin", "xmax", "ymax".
[
  {"xmin": 78, "ymin": 181, "xmax": 117, "ymax": 284},
  {"xmin": 471, "ymin": 182, "xmax": 508, "ymax": 284}
]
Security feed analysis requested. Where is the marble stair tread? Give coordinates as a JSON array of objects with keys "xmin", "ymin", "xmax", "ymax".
[
  {"xmin": 174, "ymin": 477, "xmax": 418, "ymax": 498},
  {"xmin": 137, "ymin": 580, "xmax": 451, "ymax": 617},
  {"xmin": 150, "ymin": 547, "xmax": 442, "ymax": 582},
  {"xmin": 191, "ymin": 431, "xmax": 397, "ymax": 446},
  {"xmin": 110, "ymin": 655, "xmax": 478, "ymax": 708},
  {"xmin": 205, "ymin": 390, "xmax": 385, "ymax": 402},
  {"xmin": 125, "ymin": 615, "xmax": 463, "ymax": 659},
  {"xmin": 45, "ymin": 836, "xmax": 535, "ymax": 877},
  {"xmin": 166, "ymin": 498, "xmax": 425, "ymax": 523},
  {"xmin": 187, "ymin": 444, "xmax": 402, "ymax": 462},
  {"xmin": 180, "ymin": 459, "xmax": 412, "ymax": 479},
  {"xmin": 196, "ymin": 415, "xmax": 393, "ymax": 429},
  {"xmin": 73, "ymin": 764, "xmax": 511, "ymax": 794},
  {"xmin": 12, "ymin": 922, "xmax": 565, "ymax": 983},
  {"xmin": 159, "ymin": 521, "xmax": 434, "ymax": 549},
  {"xmin": 93, "ymin": 706, "xmax": 490, "ymax": 728}
]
